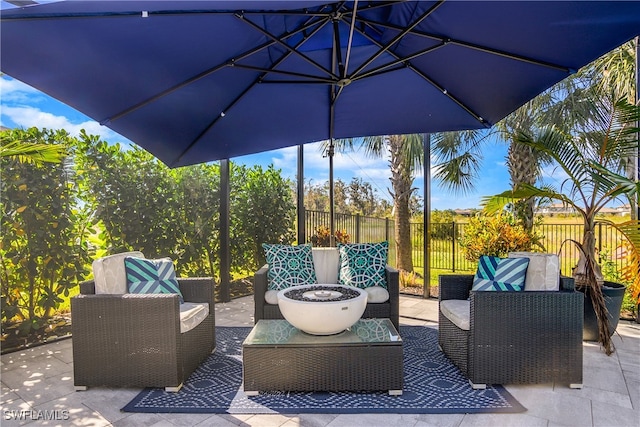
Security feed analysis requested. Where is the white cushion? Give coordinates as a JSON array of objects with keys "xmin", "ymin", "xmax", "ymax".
[
  {"xmin": 265, "ymin": 290, "xmax": 279, "ymax": 305},
  {"xmin": 179, "ymin": 302, "xmax": 209, "ymax": 333},
  {"xmin": 92, "ymin": 251, "xmax": 144, "ymax": 294},
  {"xmin": 440, "ymin": 300, "xmax": 470, "ymax": 331},
  {"xmin": 508, "ymin": 252, "xmax": 560, "ymax": 291},
  {"xmin": 364, "ymin": 286, "xmax": 389, "ymax": 303},
  {"xmin": 311, "ymin": 247, "xmax": 339, "ymax": 284}
]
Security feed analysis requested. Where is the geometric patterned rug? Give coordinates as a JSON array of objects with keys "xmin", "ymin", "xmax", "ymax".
[{"xmin": 122, "ymin": 326, "xmax": 526, "ymax": 414}]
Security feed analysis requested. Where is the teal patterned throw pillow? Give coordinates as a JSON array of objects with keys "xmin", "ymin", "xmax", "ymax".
[
  {"xmin": 472, "ymin": 255, "xmax": 529, "ymax": 291},
  {"xmin": 262, "ymin": 244, "xmax": 317, "ymax": 291},
  {"xmin": 125, "ymin": 257, "xmax": 184, "ymax": 303},
  {"xmin": 338, "ymin": 242, "xmax": 388, "ymax": 289}
]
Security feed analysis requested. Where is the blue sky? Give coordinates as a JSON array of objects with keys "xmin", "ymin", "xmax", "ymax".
[{"xmin": 1, "ymin": 74, "xmax": 520, "ymax": 210}]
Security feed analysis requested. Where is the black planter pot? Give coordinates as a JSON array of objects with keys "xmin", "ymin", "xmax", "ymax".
[{"xmin": 581, "ymin": 281, "xmax": 626, "ymax": 341}]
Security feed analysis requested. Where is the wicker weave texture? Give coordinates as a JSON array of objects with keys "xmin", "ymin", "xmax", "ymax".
[
  {"xmin": 72, "ymin": 277, "xmax": 216, "ymax": 389},
  {"xmin": 438, "ymin": 275, "xmax": 583, "ymax": 386},
  {"xmin": 254, "ymin": 265, "xmax": 400, "ymax": 330},
  {"xmin": 243, "ymin": 342, "xmax": 403, "ymax": 393}
]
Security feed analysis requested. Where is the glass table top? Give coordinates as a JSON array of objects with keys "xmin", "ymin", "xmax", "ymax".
[{"xmin": 244, "ymin": 318, "xmax": 401, "ymax": 347}]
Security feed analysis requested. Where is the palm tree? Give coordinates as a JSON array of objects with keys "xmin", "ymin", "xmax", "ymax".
[
  {"xmin": 329, "ymin": 134, "xmax": 423, "ymax": 272},
  {"xmin": 432, "ymin": 41, "xmax": 637, "ymax": 228},
  {"xmin": 483, "ymin": 94, "xmax": 640, "ymax": 354}
]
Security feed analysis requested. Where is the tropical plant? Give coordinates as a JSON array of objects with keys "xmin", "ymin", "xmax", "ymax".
[
  {"xmin": 330, "ymin": 134, "xmax": 424, "ymax": 273},
  {"xmin": 458, "ymin": 212, "xmax": 545, "ymax": 262},
  {"xmin": 483, "ymin": 94, "xmax": 640, "ymax": 354},
  {"xmin": 310, "ymin": 225, "xmax": 350, "ymax": 247}
]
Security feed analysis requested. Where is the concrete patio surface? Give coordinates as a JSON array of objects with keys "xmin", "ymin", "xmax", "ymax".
[{"xmin": 2, "ymin": 295, "xmax": 639, "ymax": 427}]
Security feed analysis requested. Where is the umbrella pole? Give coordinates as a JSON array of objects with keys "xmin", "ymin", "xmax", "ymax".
[{"xmin": 328, "ymin": 139, "xmax": 336, "ymax": 246}]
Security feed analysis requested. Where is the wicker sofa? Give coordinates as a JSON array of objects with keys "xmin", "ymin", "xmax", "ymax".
[
  {"xmin": 72, "ymin": 253, "xmax": 215, "ymax": 392},
  {"xmin": 438, "ymin": 274, "xmax": 583, "ymax": 389},
  {"xmin": 254, "ymin": 247, "xmax": 400, "ymax": 330}
]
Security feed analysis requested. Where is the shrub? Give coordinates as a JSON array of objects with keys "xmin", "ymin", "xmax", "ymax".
[
  {"xmin": 459, "ymin": 212, "xmax": 544, "ymax": 261},
  {"xmin": 310, "ymin": 225, "xmax": 350, "ymax": 247}
]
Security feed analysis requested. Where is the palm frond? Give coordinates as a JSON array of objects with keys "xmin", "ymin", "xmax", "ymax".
[
  {"xmin": 482, "ymin": 183, "xmax": 578, "ymax": 215},
  {"xmin": 430, "ymin": 129, "xmax": 489, "ymax": 195},
  {"xmin": 0, "ymin": 137, "xmax": 66, "ymax": 165}
]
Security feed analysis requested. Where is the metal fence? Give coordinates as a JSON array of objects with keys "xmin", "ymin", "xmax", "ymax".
[{"xmin": 305, "ymin": 209, "xmax": 629, "ymax": 276}]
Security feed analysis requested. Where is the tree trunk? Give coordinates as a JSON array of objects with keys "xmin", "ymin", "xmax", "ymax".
[
  {"xmin": 507, "ymin": 141, "xmax": 539, "ymax": 231},
  {"xmin": 573, "ymin": 217, "xmax": 604, "ymax": 287},
  {"xmin": 388, "ymin": 135, "xmax": 414, "ymax": 272},
  {"xmin": 572, "ymin": 216, "xmax": 612, "ymax": 354}
]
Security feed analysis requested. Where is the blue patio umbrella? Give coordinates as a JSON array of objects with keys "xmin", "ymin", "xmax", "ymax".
[
  {"xmin": 2, "ymin": 1, "xmax": 639, "ymax": 167},
  {"xmin": 2, "ymin": 1, "xmax": 640, "ymax": 298}
]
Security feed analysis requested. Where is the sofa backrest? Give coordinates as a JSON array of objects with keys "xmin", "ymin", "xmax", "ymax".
[{"xmin": 311, "ymin": 247, "xmax": 339, "ymax": 284}]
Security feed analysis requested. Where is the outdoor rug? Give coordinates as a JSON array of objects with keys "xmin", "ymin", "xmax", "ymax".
[{"xmin": 122, "ymin": 326, "xmax": 526, "ymax": 414}]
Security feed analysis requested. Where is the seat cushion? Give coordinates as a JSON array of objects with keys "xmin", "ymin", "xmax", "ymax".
[
  {"xmin": 124, "ymin": 257, "xmax": 184, "ymax": 303},
  {"xmin": 179, "ymin": 302, "xmax": 209, "ymax": 333},
  {"xmin": 508, "ymin": 252, "xmax": 560, "ymax": 291},
  {"xmin": 92, "ymin": 251, "xmax": 144, "ymax": 294},
  {"xmin": 264, "ymin": 289, "xmax": 279, "ymax": 305},
  {"xmin": 337, "ymin": 242, "xmax": 389, "ymax": 289},
  {"xmin": 263, "ymin": 243, "xmax": 317, "ymax": 290},
  {"xmin": 364, "ymin": 286, "xmax": 390, "ymax": 303},
  {"xmin": 440, "ymin": 299, "xmax": 470, "ymax": 331},
  {"xmin": 472, "ymin": 255, "xmax": 529, "ymax": 291}
]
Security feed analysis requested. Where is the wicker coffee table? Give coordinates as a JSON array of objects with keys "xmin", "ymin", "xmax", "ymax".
[{"xmin": 242, "ymin": 318, "xmax": 403, "ymax": 395}]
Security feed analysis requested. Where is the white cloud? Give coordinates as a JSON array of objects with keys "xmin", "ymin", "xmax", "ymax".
[
  {"xmin": 1, "ymin": 105, "xmax": 120, "ymax": 141},
  {"xmin": 0, "ymin": 77, "xmax": 40, "ymax": 103}
]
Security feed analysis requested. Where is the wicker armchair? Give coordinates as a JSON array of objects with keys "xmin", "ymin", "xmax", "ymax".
[
  {"xmin": 254, "ymin": 248, "xmax": 400, "ymax": 330},
  {"xmin": 72, "ymin": 277, "xmax": 215, "ymax": 392},
  {"xmin": 438, "ymin": 275, "xmax": 583, "ymax": 389}
]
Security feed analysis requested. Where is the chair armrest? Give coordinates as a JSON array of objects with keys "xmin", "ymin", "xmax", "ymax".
[
  {"xmin": 254, "ymin": 264, "xmax": 269, "ymax": 321},
  {"xmin": 439, "ymin": 275, "xmax": 473, "ymax": 301},
  {"xmin": 470, "ymin": 290, "xmax": 583, "ymax": 334},
  {"xmin": 385, "ymin": 265, "xmax": 399, "ymax": 297},
  {"xmin": 178, "ymin": 277, "xmax": 215, "ymax": 304},
  {"xmin": 72, "ymin": 293, "xmax": 182, "ymax": 337},
  {"xmin": 79, "ymin": 280, "xmax": 96, "ymax": 295},
  {"xmin": 385, "ymin": 265, "xmax": 400, "ymax": 329}
]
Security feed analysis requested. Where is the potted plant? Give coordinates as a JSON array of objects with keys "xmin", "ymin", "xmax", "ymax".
[{"xmin": 483, "ymin": 94, "xmax": 640, "ymax": 355}]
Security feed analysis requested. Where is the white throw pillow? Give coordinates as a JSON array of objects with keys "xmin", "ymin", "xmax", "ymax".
[
  {"xmin": 364, "ymin": 286, "xmax": 389, "ymax": 303},
  {"xmin": 92, "ymin": 251, "xmax": 144, "ymax": 294},
  {"xmin": 311, "ymin": 247, "xmax": 340, "ymax": 284},
  {"xmin": 508, "ymin": 252, "xmax": 560, "ymax": 291}
]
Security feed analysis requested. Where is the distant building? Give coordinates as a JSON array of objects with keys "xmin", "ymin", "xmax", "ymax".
[
  {"xmin": 453, "ymin": 208, "xmax": 474, "ymax": 217},
  {"xmin": 535, "ymin": 203, "xmax": 576, "ymax": 215},
  {"xmin": 535, "ymin": 203, "xmax": 630, "ymax": 216}
]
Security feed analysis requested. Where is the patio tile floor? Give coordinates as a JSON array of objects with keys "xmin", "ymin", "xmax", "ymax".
[{"xmin": 1, "ymin": 295, "xmax": 639, "ymax": 427}]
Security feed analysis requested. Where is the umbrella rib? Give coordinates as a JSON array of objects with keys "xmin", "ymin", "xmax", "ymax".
[
  {"xmin": 103, "ymin": 16, "xmax": 326, "ymax": 124},
  {"xmin": 231, "ymin": 64, "xmax": 334, "ymax": 83},
  {"xmin": 351, "ymin": 0, "xmax": 445, "ymax": 78},
  {"xmin": 171, "ymin": 13, "xmax": 331, "ymax": 166},
  {"xmin": 351, "ymin": 39, "xmax": 446, "ymax": 81},
  {"xmin": 353, "ymin": 20, "xmax": 489, "ymax": 127},
  {"xmin": 236, "ymin": 12, "xmax": 338, "ymax": 80},
  {"xmin": 343, "ymin": 0, "xmax": 359, "ymax": 79},
  {"xmin": 358, "ymin": 17, "xmax": 572, "ymax": 73}
]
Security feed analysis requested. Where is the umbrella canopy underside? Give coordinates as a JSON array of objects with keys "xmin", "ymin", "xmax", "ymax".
[{"xmin": 2, "ymin": 1, "xmax": 640, "ymax": 166}]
